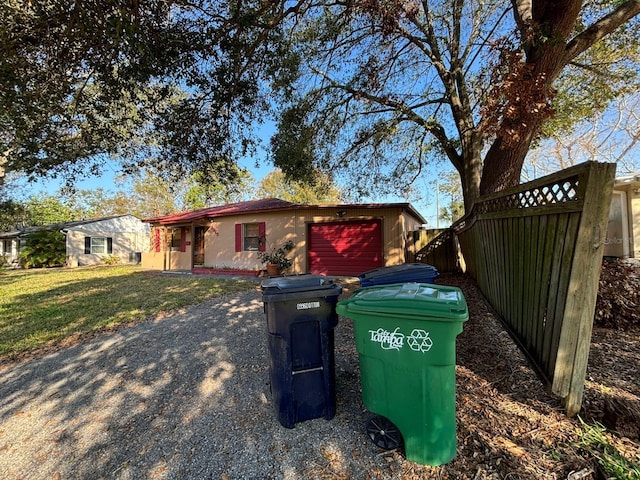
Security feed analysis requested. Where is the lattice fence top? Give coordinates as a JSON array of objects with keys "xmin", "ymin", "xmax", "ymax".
[
  {"xmin": 415, "ymin": 229, "xmax": 452, "ymax": 260},
  {"xmin": 476, "ymin": 175, "xmax": 581, "ymax": 215}
]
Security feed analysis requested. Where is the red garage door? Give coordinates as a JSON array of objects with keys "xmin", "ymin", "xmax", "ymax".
[{"xmin": 308, "ymin": 220, "xmax": 383, "ymax": 276}]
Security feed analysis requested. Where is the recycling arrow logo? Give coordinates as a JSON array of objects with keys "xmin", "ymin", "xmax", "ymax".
[{"xmin": 406, "ymin": 329, "xmax": 433, "ymax": 353}]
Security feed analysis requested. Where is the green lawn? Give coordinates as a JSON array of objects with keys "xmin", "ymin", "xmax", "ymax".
[{"xmin": 0, "ymin": 265, "xmax": 257, "ymax": 359}]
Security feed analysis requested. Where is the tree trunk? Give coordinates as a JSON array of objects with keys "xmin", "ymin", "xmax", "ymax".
[
  {"xmin": 480, "ymin": 118, "xmax": 542, "ymax": 196},
  {"xmin": 479, "ymin": 1, "xmax": 581, "ymax": 196},
  {"xmin": 460, "ymin": 145, "xmax": 483, "ymax": 211}
]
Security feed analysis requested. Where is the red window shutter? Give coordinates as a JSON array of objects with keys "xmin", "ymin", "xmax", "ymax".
[
  {"xmin": 258, "ymin": 222, "xmax": 266, "ymax": 252},
  {"xmin": 235, "ymin": 224, "xmax": 242, "ymax": 252},
  {"xmin": 155, "ymin": 229, "xmax": 161, "ymax": 252},
  {"xmin": 180, "ymin": 227, "xmax": 187, "ymax": 252}
]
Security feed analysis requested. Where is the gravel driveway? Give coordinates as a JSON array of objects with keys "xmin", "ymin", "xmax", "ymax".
[{"xmin": 0, "ymin": 287, "xmax": 403, "ymax": 480}]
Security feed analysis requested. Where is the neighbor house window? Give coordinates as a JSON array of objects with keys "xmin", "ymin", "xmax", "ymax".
[
  {"xmin": 235, "ymin": 222, "xmax": 266, "ymax": 252},
  {"xmin": 84, "ymin": 236, "xmax": 113, "ymax": 254},
  {"xmin": 92, "ymin": 237, "xmax": 106, "ymax": 254}
]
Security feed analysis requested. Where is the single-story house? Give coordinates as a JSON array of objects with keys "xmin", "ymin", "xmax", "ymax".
[
  {"xmin": 0, "ymin": 214, "xmax": 150, "ymax": 267},
  {"xmin": 605, "ymin": 172, "xmax": 640, "ymax": 258},
  {"xmin": 142, "ymin": 198, "xmax": 427, "ymax": 276}
]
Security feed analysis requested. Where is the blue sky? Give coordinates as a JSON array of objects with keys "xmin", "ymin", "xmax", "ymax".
[{"xmin": 9, "ymin": 133, "xmax": 442, "ymax": 227}]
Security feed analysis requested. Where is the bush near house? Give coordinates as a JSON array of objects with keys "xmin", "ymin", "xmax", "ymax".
[{"xmin": 18, "ymin": 230, "xmax": 66, "ymax": 268}]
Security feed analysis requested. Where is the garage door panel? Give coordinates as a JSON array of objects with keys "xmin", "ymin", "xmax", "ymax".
[{"xmin": 308, "ymin": 220, "xmax": 383, "ymax": 276}]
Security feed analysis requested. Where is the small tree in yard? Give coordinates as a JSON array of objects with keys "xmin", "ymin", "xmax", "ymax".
[{"xmin": 18, "ymin": 230, "xmax": 66, "ymax": 268}]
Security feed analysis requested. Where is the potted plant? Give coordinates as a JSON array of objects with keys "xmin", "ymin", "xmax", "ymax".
[{"xmin": 257, "ymin": 240, "xmax": 294, "ymax": 276}]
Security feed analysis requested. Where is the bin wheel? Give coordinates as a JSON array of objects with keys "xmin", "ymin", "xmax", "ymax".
[{"xmin": 366, "ymin": 415, "xmax": 403, "ymax": 450}]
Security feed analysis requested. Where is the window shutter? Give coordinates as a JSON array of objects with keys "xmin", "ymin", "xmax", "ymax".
[
  {"xmin": 154, "ymin": 229, "xmax": 161, "ymax": 252},
  {"xmin": 84, "ymin": 237, "xmax": 91, "ymax": 254},
  {"xmin": 258, "ymin": 222, "xmax": 266, "ymax": 252},
  {"xmin": 235, "ymin": 224, "xmax": 242, "ymax": 252},
  {"xmin": 180, "ymin": 227, "xmax": 186, "ymax": 252},
  {"xmin": 107, "ymin": 237, "xmax": 113, "ymax": 254}
]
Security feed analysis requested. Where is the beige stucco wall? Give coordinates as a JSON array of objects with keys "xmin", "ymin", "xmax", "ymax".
[
  {"xmin": 205, "ymin": 212, "xmax": 295, "ymax": 271},
  {"xmin": 141, "ymin": 225, "xmax": 193, "ymax": 271},
  {"xmin": 142, "ymin": 251, "xmax": 165, "ymax": 270}
]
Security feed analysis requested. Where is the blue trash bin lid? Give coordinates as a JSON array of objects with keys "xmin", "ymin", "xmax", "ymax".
[
  {"xmin": 358, "ymin": 263, "xmax": 437, "ymax": 278},
  {"xmin": 358, "ymin": 263, "xmax": 439, "ymax": 287}
]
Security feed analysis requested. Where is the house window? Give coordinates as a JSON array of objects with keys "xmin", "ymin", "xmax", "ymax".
[
  {"xmin": 244, "ymin": 223, "xmax": 261, "ymax": 251},
  {"xmin": 84, "ymin": 236, "xmax": 113, "ymax": 254},
  {"xmin": 235, "ymin": 222, "xmax": 266, "ymax": 252},
  {"xmin": 92, "ymin": 237, "xmax": 107, "ymax": 254},
  {"xmin": 170, "ymin": 228, "xmax": 182, "ymax": 251},
  {"xmin": 169, "ymin": 227, "xmax": 187, "ymax": 252}
]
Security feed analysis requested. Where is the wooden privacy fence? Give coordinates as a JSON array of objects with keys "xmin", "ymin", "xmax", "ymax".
[
  {"xmin": 453, "ymin": 161, "xmax": 616, "ymax": 415},
  {"xmin": 413, "ymin": 229, "xmax": 461, "ymax": 273}
]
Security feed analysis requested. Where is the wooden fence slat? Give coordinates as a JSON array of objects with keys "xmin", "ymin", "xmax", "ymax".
[
  {"xmin": 516, "ymin": 216, "xmax": 526, "ymax": 337},
  {"xmin": 552, "ymin": 163, "xmax": 616, "ymax": 415},
  {"xmin": 548, "ymin": 213, "xmax": 581, "ymax": 379},
  {"xmin": 530, "ymin": 214, "xmax": 544, "ymax": 353},
  {"xmin": 534, "ymin": 214, "xmax": 554, "ymax": 359}
]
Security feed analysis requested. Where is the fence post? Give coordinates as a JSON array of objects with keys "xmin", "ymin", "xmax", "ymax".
[{"xmin": 551, "ymin": 162, "xmax": 616, "ymax": 415}]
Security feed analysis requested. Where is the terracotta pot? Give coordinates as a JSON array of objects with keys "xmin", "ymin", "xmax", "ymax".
[{"xmin": 266, "ymin": 264, "xmax": 281, "ymax": 276}]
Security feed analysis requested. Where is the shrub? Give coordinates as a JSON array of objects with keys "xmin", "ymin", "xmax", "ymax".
[
  {"xmin": 102, "ymin": 255, "xmax": 121, "ymax": 265},
  {"xmin": 18, "ymin": 229, "xmax": 66, "ymax": 268}
]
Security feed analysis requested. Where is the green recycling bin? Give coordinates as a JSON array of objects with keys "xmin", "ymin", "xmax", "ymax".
[{"xmin": 336, "ymin": 282, "xmax": 468, "ymax": 466}]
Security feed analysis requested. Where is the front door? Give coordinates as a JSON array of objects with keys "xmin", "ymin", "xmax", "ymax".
[{"xmin": 193, "ymin": 226, "xmax": 206, "ymax": 266}]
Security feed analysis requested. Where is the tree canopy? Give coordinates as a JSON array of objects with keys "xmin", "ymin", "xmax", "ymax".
[
  {"xmin": 0, "ymin": 1, "xmax": 296, "ymax": 188},
  {"xmin": 2, "ymin": 1, "xmax": 639, "ymax": 211},
  {"xmin": 256, "ymin": 169, "xmax": 343, "ymax": 203}
]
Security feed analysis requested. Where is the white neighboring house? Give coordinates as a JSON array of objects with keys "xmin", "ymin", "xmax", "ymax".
[
  {"xmin": 63, "ymin": 215, "xmax": 150, "ymax": 266},
  {"xmin": 0, "ymin": 215, "xmax": 150, "ymax": 267}
]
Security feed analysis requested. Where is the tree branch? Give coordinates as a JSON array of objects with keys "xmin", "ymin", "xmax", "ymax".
[{"xmin": 565, "ymin": 0, "xmax": 640, "ymax": 63}]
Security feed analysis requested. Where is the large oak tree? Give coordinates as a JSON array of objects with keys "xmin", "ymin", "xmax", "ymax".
[{"xmin": 271, "ymin": 0, "xmax": 640, "ymax": 210}]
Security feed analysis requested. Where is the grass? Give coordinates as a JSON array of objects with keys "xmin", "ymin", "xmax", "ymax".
[
  {"xmin": 577, "ymin": 417, "xmax": 640, "ymax": 479},
  {"xmin": 0, "ymin": 265, "xmax": 257, "ymax": 359}
]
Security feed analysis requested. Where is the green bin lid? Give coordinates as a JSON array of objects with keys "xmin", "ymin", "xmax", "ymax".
[{"xmin": 338, "ymin": 282, "xmax": 468, "ymax": 321}]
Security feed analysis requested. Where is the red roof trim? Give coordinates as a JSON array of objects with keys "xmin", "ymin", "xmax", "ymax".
[{"xmin": 144, "ymin": 198, "xmax": 426, "ymax": 225}]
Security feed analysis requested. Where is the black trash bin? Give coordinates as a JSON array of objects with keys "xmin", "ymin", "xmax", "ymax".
[{"xmin": 261, "ymin": 274, "xmax": 343, "ymax": 428}]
